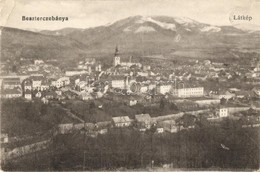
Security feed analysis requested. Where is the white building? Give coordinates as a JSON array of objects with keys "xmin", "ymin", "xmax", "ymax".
[
  {"xmin": 219, "ymin": 108, "xmax": 228, "ymax": 117},
  {"xmin": 34, "ymin": 60, "xmax": 44, "ymax": 65},
  {"xmin": 30, "ymin": 76, "xmax": 44, "ymax": 90},
  {"xmin": 173, "ymin": 87, "xmax": 204, "ymax": 98},
  {"xmin": 65, "ymin": 70, "xmax": 88, "ymax": 76},
  {"xmin": 112, "ymin": 116, "xmax": 132, "ymax": 127},
  {"xmin": 110, "ymin": 75, "xmax": 126, "ymax": 89},
  {"xmin": 1, "ymin": 89, "xmax": 22, "ymax": 99},
  {"xmin": 157, "ymin": 84, "xmax": 172, "ymax": 95},
  {"xmin": 24, "ymin": 90, "xmax": 32, "ymax": 100},
  {"xmin": 55, "ymin": 77, "xmax": 70, "ymax": 88}
]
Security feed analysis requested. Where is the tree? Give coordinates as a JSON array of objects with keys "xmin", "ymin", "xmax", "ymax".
[
  {"xmin": 220, "ymin": 97, "xmax": 227, "ymax": 105},
  {"xmin": 159, "ymin": 98, "xmax": 166, "ymax": 110}
]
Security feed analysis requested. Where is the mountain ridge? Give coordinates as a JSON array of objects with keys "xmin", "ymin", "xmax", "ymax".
[{"xmin": 1, "ymin": 15, "xmax": 260, "ymax": 64}]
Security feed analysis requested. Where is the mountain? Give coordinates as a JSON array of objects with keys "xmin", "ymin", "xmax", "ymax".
[
  {"xmin": 1, "ymin": 27, "xmax": 89, "ymax": 63},
  {"xmin": 233, "ymin": 23, "xmax": 260, "ymax": 33},
  {"xmin": 51, "ymin": 15, "xmax": 260, "ymax": 57},
  {"xmin": 2, "ymin": 16, "xmax": 260, "ymax": 64},
  {"xmin": 40, "ymin": 27, "xmax": 84, "ymax": 36}
]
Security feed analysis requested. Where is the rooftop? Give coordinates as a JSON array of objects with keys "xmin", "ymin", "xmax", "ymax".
[
  {"xmin": 135, "ymin": 114, "xmax": 151, "ymax": 122},
  {"xmin": 112, "ymin": 116, "xmax": 131, "ymax": 123}
]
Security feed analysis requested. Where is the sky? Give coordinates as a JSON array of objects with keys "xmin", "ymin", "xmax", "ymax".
[{"xmin": 0, "ymin": 0, "xmax": 260, "ymax": 30}]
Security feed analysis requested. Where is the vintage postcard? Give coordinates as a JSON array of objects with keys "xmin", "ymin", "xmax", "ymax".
[{"xmin": 0, "ymin": 0, "xmax": 260, "ymax": 171}]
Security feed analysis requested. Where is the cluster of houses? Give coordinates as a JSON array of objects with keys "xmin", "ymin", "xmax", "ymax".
[{"xmin": 58, "ymin": 113, "xmax": 187, "ymax": 135}]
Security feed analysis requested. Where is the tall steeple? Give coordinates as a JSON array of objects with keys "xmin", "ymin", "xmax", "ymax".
[{"xmin": 115, "ymin": 45, "xmax": 119, "ymax": 56}]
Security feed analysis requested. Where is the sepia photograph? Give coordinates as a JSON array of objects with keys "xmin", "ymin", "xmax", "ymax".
[{"xmin": 0, "ymin": 0, "xmax": 260, "ymax": 171}]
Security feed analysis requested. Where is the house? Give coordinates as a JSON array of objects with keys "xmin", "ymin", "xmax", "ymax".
[
  {"xmin": 156, "ymin": 127, "xmax": 164, "ymax": 133},
  {"xmin": 135, "ymin": 114, "xmax": 152, "ymax": 131},
  {"xmin": 112, "ymin": 116, "xmax": 132, "ymax": 127},
  {"xmin": 140, "ymin": 85, "xmax": 149, "ymax": 93},
  {"xmin": 23, "ymin": 79, "xmax": 32, "ymax": 91},
  {"xmin": 98, "ymin": 128, "xmax": 108, "ymax": 135},
  {"xmin": 129, "ymin": 99, "xmax": 137, "ymax": 106},
  {"xmin": 31, "ymin": 76, "xmax": 44, "ymax": 90},
  {"xmin": 159, "ymin": 120, "xmax": 178, "ymax": 133},
  {"xmin": 1, "ymin": 88, "xmax": 22, "ymax": 98},
  {"xmin": 110, "ymin": 75, "xmax": 126, "ymax": 89},
  {"xmin": 65, "ymin": 70, "xmax": 88, "ymax": 76},
  {"xmin": 34, "ymin": 60, "xmax": 44, "ymax": 65},
  {"xmin": 2, "ymin": 78, "xmax": 21, "ymax": 90},
  {"xmin": 35, "ymin": 91, "xmax": 42, "ymax": 98},
  {"xmin": 40, "ymin": 80, "xmax": 50, "ymax": 91},
  {"xmin": 24, "ymin": 89, "xmax": 32, "ymax": 100},
  {"xmin": 55, "ymin": 77, "xmax": 70, "ymax": 88},
  {"xmin": 41, "ymin": 97, "xmax": 49, "ymax": 104},
  {"xmin": 210, "ymin": 90, "xmax": 235, "ymax": 100},
  {"xmin": 218, "ymin": 108, "xmax": 229, "ymax": 118},
  {"xmin": 80, "ymin": 92, "xmax": 93, "ymax": 100},
  {"xmin": 157, "ymin": 84, "xmax": 172, "ymax": 95},
  {"xmin": 44, "ymin": 91, "xmax": 57, "ymax": 100},
  {"xmin": 58, "ymin": 123, "xmax": 74, "ymax": 134}
]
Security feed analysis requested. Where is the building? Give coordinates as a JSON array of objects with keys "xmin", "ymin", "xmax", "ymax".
[
  {"xmin": 35, "ymin": 91, "xmax": 42, "ymax": 98},
  {"xmin": 219, "ymin": 108, "xmax": 228, "ymax": 117},
  {"xmin": 34, "ymin": 60, "xmax": 44, "ymax": 65},
  {"xmin": 24, "ymin": 89, "xmax": 32, "ymax": 100},
  {"xmin": 112, "ymin": 116, "xmax": 132, "ymax": 127},
  {"xmin": 113, "ymin": 46, "xmax": 141, "ymax": 68},
  {"xmin": 80, "ymin": 92, "xmax": 93, "ymax": 100},
  {"xmin": 157, "ymin": 84, "xmax": 172, "ymax": 95},
  {"xmin": 2, "ymin": 78, "xmax": 21, "ymax": 90},
  {"xmin": 1, "ymin": 88, "xmax": 22, "ymax": 98},
  {"xmin": 54, "ymin": 77, "xmax": 70, "ymax": 88},
  {"xmin": 23, "ymin": 79, "xmax": 32, "ymax": 91},
  {"xmin": 159, "ymin": 120, "xmax": 178, "ymax": 133},
  {"xmin": 135, "ymin": 114, "xmax": 152, "ymax": 131},
  {"xmin": 40, "ymin": 80, "xmax": 50, "ymax": 91},
  {"xmin": 173, "ymin": 87, "xmax": 204, "ymax": 98},
  {"xmin": 31, "ymin": 76, "xmax": 44, "ymax": 90},
  {"xmin": 65, "ymin": 70, "xmax": 88, "ymax": 76},
  {"xmin": 110, "ymin": 75, "xmax": 126, "ymax": 89},
  {"xmin": 210, "ymin": 90, "xmax": 235, "ymax": 100},
  {"xmin": 44, "ymin": 91, "xmax": 57, "ymax": 100}
]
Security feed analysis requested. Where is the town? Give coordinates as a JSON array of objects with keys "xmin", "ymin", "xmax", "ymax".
[{"xmin": 1, "ymin": 46, "xmax": 260, "ymax": 170}]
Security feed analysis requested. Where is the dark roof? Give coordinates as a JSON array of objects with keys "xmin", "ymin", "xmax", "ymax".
[
  {"xmin": 24, "ymin": 89, "xmax": 31, "ymax": 94},
  {"xmin": 30, "ymin": 75, "xmax": 44, "ymax": 81},
  {"xmin": 2, "ymin": 78, "xmax": 20, "ymax": 84},
  {"xmin": 108, "ymin": 75, "xmax": 126, "ymax": 81},
  {"xmin": 135, "ymin": 114, "xmax": 151, "ymax": 122}
]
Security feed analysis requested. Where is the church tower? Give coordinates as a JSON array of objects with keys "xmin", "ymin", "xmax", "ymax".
[{"xmin": 114, "ymin": 46, "xmax": 120, "ymax": 66}]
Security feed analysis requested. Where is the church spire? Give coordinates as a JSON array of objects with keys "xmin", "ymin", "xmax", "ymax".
[{"xmin": 115, "ymin": 45, "xmax": 119, "ymax": 56}]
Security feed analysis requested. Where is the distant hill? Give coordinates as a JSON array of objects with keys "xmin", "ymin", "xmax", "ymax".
[
  {"xmin": 1, "ymin": 27, "xmax": 89, "ymax": 62},
  {"xmin": 1, "ymin": 15, "xmax": 260, "ymax": 63}
]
